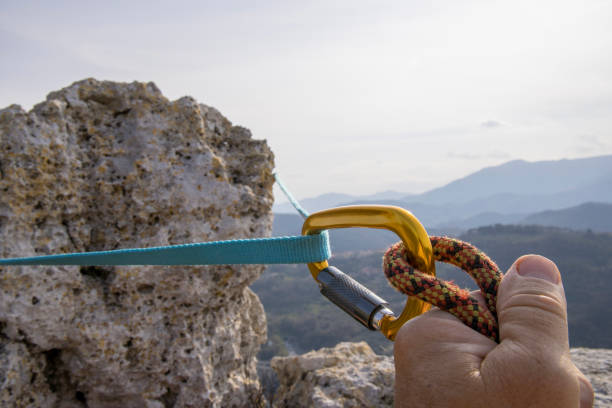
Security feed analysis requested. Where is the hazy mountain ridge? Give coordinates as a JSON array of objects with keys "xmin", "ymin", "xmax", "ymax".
[
  {"xmin": 521, "ymin": 202, "xmax": 612, "ymax": 232},
  {"xmin": 273, "ymin": 155, "xmax": 612, "ymax": 230},
  {"xmin": 412, "ymin": 156, "xmax": 612, "ymax": 205}
]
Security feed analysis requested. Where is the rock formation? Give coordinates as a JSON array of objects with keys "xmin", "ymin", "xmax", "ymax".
[
  {"xmin": 270, "ymin": 342, "xmax": 394, "ymax": 408},
  {"xmin": 0, "ymin": 79, "xmax": 274, "ymax": 407},
  {"xmin": 571, "ymin": 348, "xmax": 612, "ymax": 408},
  {"xmin": 270, "ymin": 342, "xmax": 612, "ymax": 408}
]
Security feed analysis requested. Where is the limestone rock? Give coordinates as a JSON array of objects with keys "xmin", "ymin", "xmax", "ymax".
[
  {"xmin": 270, "ymin": 342, "xmax": 612, "ymax": 408},
  {"xmin": 0, "ymin": 79, "xmax": 274, "ymax": 407},
  {"xmin": 571, "ymin": 348, "xmax": 612, "ymax": 408},
  {"xmin": 270, "ymin": 342, "xmax": 394, "ymax": 408}
]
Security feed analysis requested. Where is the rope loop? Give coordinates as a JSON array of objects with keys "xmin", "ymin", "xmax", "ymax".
[{"xmin": 383, "ymin": 236, "xmax": 503, "ymax": 342}]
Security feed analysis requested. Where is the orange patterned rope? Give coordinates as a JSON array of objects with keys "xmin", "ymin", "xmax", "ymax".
[{"xmin": 383, "ymin": 236, "xmax": 503, "ymax": 342}]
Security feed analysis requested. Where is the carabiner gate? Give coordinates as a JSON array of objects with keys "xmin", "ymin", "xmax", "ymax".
[{"xmin": 302, "ymin": 205, "xmax": 435, "ymax": 341}]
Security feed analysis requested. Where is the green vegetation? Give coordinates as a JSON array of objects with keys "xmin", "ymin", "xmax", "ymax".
[
  {"xmin": 462, "ymin": 225, "xmax": 612, "ymax": 349},
  {"xmin": 251, "ymin": 225, "xmax": 612, "ymax": 360}
]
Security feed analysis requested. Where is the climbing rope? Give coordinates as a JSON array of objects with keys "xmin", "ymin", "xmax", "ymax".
[{"xmin": 383, "ymin": 236, "xmax": 503, "ymax": 342}]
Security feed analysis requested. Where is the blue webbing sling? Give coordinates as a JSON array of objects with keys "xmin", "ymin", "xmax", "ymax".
[{"xmin": 0, "ymin": 174, "xmax": 330, "ymax": 266}]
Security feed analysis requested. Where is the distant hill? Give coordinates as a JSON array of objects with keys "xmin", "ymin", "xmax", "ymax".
[
  {"xmin": 435, "ymin": 211, "xmax": 525, "ymax": 230},
  {"xmin": 520, "ymin": 202, "xmax": 612, "ymax": 232},
  {"xmin": 253, "ymin": 225, "xmax": 612, "ymax": 359},
  {"xmin": 434, "ymin": 202, "xmax": 612, "ymax": 232},
  {"xmin": 412, "ymin": 155, "xmax": 612, "ymax": 205}
]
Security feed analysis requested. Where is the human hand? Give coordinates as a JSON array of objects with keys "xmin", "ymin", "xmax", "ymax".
[{"xmin": 394, "ymin": 255, "xmax": 594, "ymax": 408}]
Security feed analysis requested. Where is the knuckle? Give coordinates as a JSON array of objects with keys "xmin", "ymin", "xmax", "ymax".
[{"xmin": 499, "ymin": 292, "xmax": 567, "ymax": 323}]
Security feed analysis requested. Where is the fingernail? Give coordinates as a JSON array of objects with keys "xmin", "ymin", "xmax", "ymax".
[
  {"xmin": 579, "ymin": 377, "xmax": 594, "ymax": 408},
  {"xmin": 515, "ymin": 255, "xmax": 560, "ymax": 284}
]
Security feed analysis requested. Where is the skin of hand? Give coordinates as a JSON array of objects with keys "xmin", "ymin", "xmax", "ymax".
[{"xmin": 394, "ymin": 255, "xmax": 594, "ymax": 408}]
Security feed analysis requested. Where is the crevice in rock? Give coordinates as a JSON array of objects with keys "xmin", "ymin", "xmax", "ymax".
[
  {"xmin": 125, "ymin": 337, "xmax": 139, "ymax": 367},
  {"xmin": 75, "ymin": 390, "xmax": 87, "ymax": 404},
  {"xmin": 248, "ymin": 387, "xmax": 266, "ymax": 408},
  {"xmin": 137, "ymin": 284, "xmax": 155, "ymax": 294},
  {"xmin": 80, "ymin": 266, "xmax": 121, "ymax": 310},
  {"xmin": 257, "ymin": 360, "xmax": 279, "ymax": 405},
  {"xmin": 62, "ymin": 219, "xmax": 78, "ymax": 250},
  {"xmin": 160, "ymin": 387, "xmax": 178, "ymax": 408},
  {"xmin": 43, "ymin": 349, "xmax": 88, "ymax": 407},
  {"xmin": 42, "ymin": 348, "xmax": 64, "ymax": 394},
  {"xmin": 112, "ymin": 108, "xmax": 131, "ymax": 118},
  {"xmin": 79, "ymin": 266, "xmax": 113, "ymax": 282}
]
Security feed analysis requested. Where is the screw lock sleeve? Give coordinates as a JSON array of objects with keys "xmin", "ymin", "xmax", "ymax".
[{"xmin": 318, "ymin": 266, "xmax": 393, "ymax": 330}]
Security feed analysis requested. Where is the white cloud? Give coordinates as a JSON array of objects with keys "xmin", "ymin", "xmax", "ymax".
[{"xmin": 481, "ymin": 120, "xmax": 503, "ymax": 129}]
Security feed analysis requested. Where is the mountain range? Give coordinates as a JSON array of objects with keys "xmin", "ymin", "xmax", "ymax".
[{"xmin": 273, "ymin": 155, "xmax": 612, "ymax": 232}]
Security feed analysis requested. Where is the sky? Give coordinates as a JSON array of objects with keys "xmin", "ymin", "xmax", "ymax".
[{"xmin": 1, "ymin": 0, "xmax": 611, "ymax": 202}]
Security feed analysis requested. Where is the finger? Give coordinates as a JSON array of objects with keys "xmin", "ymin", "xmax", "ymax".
[
  {"xmin": 577, "ymin": 372, "xmax": 595, "ymax": 408},
  {"xmin": 394, "ymin": 308, "xmax": 496, "ymax": 408},
  {"xmin": 396, "ymin": 289, "xmax": 495, "ymax": 353},
  {"xmin": 496, "ymin": 254, "xmax": 569, "ymax": 355},
  {"xmin": 395, "ymin": 305, "xmax": 497, "ymax": 370},
  {"xmin": 481, "ymin": 255, "xmax": 585, "ymax": 406}
]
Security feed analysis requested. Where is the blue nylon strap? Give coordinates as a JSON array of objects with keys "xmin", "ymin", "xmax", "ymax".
[
  {"xmin": 0, "ymin": 234, "xmax": 330, "ymax": 266},
  {"xmin": 0, "ymin": 174, "xmax": 330, "ymax": 266}
]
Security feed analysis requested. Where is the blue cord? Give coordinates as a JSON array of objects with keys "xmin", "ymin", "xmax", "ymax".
[{"xmin": 273, "ymin": 172, "xmax": 310, "ymax": 219}]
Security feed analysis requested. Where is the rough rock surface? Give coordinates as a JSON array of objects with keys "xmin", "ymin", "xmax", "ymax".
[
  {"xmin": 0, "ymin": 79, "xmax": 274, "ymax": 407},
  {"xmin": 571, "ymin": 348, "xmax": 612, "ymax": 408},
  {"xmin": 270, "ymin": 342, "xmax": 394, "ymax": 408},
  {"xmin": 270, "ymin": 342, "xmax": 612, "ymax": 408}
]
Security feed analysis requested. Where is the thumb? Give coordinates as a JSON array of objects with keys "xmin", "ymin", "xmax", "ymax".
[
  {"xmin": 497, "ymin": 255, "xmax": 569, "ymax": 353},
  {"xmin": 494, "ymin": 255, "xmax": 594, "ymax": 407}
]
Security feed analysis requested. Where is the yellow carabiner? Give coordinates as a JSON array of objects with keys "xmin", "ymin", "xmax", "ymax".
[{"xmin": 302, "ymin": 205, "xmax": 435, "ymax": 341}]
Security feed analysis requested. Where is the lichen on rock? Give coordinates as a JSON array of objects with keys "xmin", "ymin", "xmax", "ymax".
[{"xmin": 0, "ymin": 79, "xmax": 274, "ymax": 407}]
